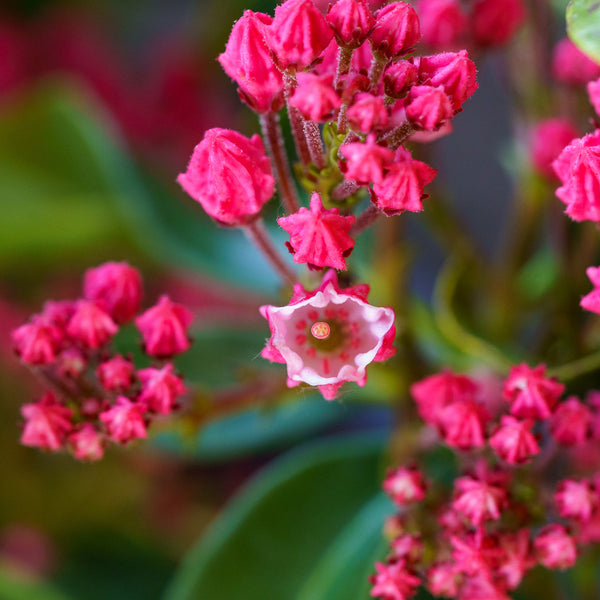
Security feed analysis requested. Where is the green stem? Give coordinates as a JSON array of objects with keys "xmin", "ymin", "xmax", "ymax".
[{"xmin": 547, "ymin": 349, "xmax": 600, "ymax": 382}]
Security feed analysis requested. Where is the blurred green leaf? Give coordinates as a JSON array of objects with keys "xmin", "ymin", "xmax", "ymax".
[
  {"xmin": 0, "ymin": 572, "xmax": 72, "ymax": 600},
  {"xmin": 517, "ymin": 246, "xmax": 560, "ymax": 301},
  {"xmin": 567, "ymin": 0, "xmax": 600, "ymax": 64},
  {"xmin": 162, "ymin": 433, "xmax": 386, "ymax": 600}
]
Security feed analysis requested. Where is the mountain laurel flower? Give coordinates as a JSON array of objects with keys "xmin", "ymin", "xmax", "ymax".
[
  {"xmin": 68, "ymin": 424, "xmax": 105, "ymax": 461},
  {"xmin": 96, "ymin": 355, "xmax": 135, "ymax": 393},
  {"xmin": 370, "ymin": 559, "xmax": 421, "ymax": 600},
  {"xmin": 177, "ymin": 128, "xmax": 275, "ymax": 226},
  {"xmin": 21, "ymin": 392, "xmax": 73, "ymax": 451},
  {"xmin": 581, "ymin": 266, "xmax": 600, "ymax": 313},
  {"xmin": 555, "ymin": 479, "xmax": 598, "ymax": 521},
  {"xmin": 383, "ymin": 60, "xmax": 419, "ymax": 99},
  {"xmin": 588, "ymin": 78, "xmax": 600, "ymax": 117},
  {"xmin": 405, "ymin": 85, "xmax": 453, "ymax": 131},
  {"xmin": 534, "ymin": 525, "xmax": 577, "ymax": 570},
  {"xmin": 369, "ymin": 2, "xmax": 421, "ymax": 60},
  {"xmin": 390, "ymin": 534, "xmax": 423, "ymax": 562},
  {"xmin": 218, "ymin": 10, "xmax": 284, "ymax": 113},
  {"xmin": 470, "ymin": 0, "xmax": 525, "ymax": 48},
  {"xmin": 383, "ymin": 466, "xmax": 427, "ymax": 506},
  {"xmin": 99, "ymin": 396, "xmax": 148, "ymax": 444},
  {"xmin": 453, "ymin": 473, "xmax": 507, "ymax": 526},
  {"xmin": 338, "ymin": 134, "xmax": 395, "ymax": 185},
  {"xmin": 418, "ymin": 0, "xmax": 468, "ymax": 50},
  {"xmin": 347, "ymin": 92, "xmax": 389, "ymax": 133},
  {"xmin": 267, "ymin": 0, "xmax": 333, "ymax": 70},
  {"xmin": 83, "ymin": 261, "xmax": 143, "ymax": 323},
  {"xmin": 503, "ymin": 363, "xmax": 564, "ymax": 420},
  {"xmin": 67, "ymin": 300, "xmax": 118, "ymax": 349},
  {"xmin": 289, "ymin": 72, "xmax": 341, "ymax": 122},
  {"xmin": 552, "ymin": 38, "xmax": 600, "ymax": 86},
  {"xmin": 260, "ymin": 270, "xmax": 395, "ymax": 400},
  {"xmin": 529, "ymin": 118, "xmax": 579, "ymax": 180},
  {"xmin": 426, "ymin": 562, "xmax": 461, "ymax": 598},
  {"xmin": 489, "ymin": 416, "xmax": 540, "ymax": 464},
  {"xmin": 138, "ymin": 363, "xmax": 187, "ymax": 415},
  {"xmin": 135, "ymin": 295, "xmax": 193, "ymax": 358},
  {"xmin": 371, "ymin": 147, "xmax": 437, "ymax": 215},
  {"xmin": 12, "ymin": 317, "xmax": 63, "ymax": 365},
  {"xmin": 278, "ymin": 193, "xmax": 356, "ymax": 270},
  {"xmin": 326, "ymin": 0, "xmax": 375, "ymax": 49},
  {"xmin": 438, "ymin": 398, "xmax": 490, "ymax": 450},
  {"xmin": 550, "ymin": 396, "xmax": 593, "ymax": 447}
]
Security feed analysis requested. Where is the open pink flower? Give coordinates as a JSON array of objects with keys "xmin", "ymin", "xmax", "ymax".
[
  {"xmin": 278, "ymin": 193, "xmax": 355, "ymax": 270},
  {"xmin": 260, "ymin": 270, "xmax": 395, "ymax": 399}
]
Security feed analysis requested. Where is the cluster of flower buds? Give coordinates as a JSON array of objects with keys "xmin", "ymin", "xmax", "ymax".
[
  {"xmin": 11, "ymin": 262, "xmax": 192, "ymax": 461},
  {"xmin": 371, "ymin": 364, "xmax": 600, "ymax": 599}
]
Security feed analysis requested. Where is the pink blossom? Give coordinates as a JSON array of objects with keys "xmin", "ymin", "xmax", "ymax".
[
  {"xmin": 438, "ymin": 399, "xmax": 490, "ymax": 450},
  {"xmin": 581, "ymin": 266, "xmax": 600, "ymax": 314},
  {"xmin": 418, "ymin": 51, "xmax": 478, "ymax": 112},
  {"xmin": 138, "ymin": 363, "xmax": 187, "ymax": 415},
  {"xmin": 267, "ymin": 0, "xmax": 333, "ymax": 70},
  {"xmin": 370, "ymin": 559, "xmax": 421, "ymax": 600},
  {"xmin": 260, "ymin": 270, "xmax": 395, "ymax": 399},
  {"xmin": 553, "ymin": 129, "xmax": 600, "ymax": 222},
  {"xmin": 371, "ymin": 147, "xmax": 437, "ymax": 215},
  {"xmin": 405, "ymin": 85, "xmax": 453, "ymax": 130},
  {"xmin": 588, "ymin": 78, "xmax": 600, "ymax": 116},
  {"xmin": 458, "ymin": 575, "xmax": 510, "ymax": 600},
  {"xmin": 96, "ymin": 355, "xmax": 135, "ymax": 392},
  {"xmin": 41, "ymin": 300, "xmax": 76, "ymax": 331},
  {"xmin": 426, "ymin": 562, "xmax": 461, "ymax": 597},
  {"xmin": 99, "ymin": 396, "xmax": 147, "ymax": 444},
  {"xmin": 69, "ymin": 424, "xmax": 105, "ymax": 461},
  {"xmin": 534, "ymin": 524, "xmax": 577, "ymax": 570},
  {"xmin": 550, "ymin": 396, "xmax": 592, "ymax": 446},
  {"xmin": 289, "ymin": 72, "xmax": 341, "ymax": 122},
  {"xmin": 383, "ymin": 61, "xmax": 418, "ymax": 98},
  {"xmin": 555, "ymin": 479, "xmax": 598, "ymax": 521},
  {"xmin": 278, "ymin": 193, "xmax": 355, "ymax": 270},
  {"xmin": 529, "ymin": 118, "xmax": 579, "ymax": 179},
  {"xmin": 390, "ymin": 534, "xmax": 423, "ymax": 562},
  {"xmin": 56, "ymin": 348, "xmax": 87, "ymax": 379},
  {"xmin": 21, "ymin": 392, "xmax": 73, "ymax": 451},
  {"xmin": 12, "ymin": 317, "xmax": 63, "ymax": 365},
  {"xmin": 177, "ymin": 128, "xmax": 275, "ymax": 226},
  {"xmin": 496, "ymin": 529, "xmax": 535, "ymax": 590},
  {"xmin": 370, "ymin": 2, "xmax": 421, "ymax": 59},
  {"xmin": 503, "ymin": 363, "xmax": 564, "ymax": 419},
  {"xmin": 83, "ymin": 261, "xmax": 143, "ymax": 323},
  {"xmin": 218, "ymin": 11, "xmax": 284, "ymax": 113},
  {"xmin": 338, "ymin": 134, "xmax": 395, "ymax": 184},
  {"xmin": 418, "ymin": 0, "xmax": 468, "ymax": 50},
  {"xmin": 470, "ymin": 0, "xmax": 525, "ymax": 48},
  {"xmin": 489, "ymin": 416, "xmax": 540, "ymax": 464},
  {"xmin": 347, "ymin": 92, "xmax": 389, "ymax": 133},
  {"xmin": 451, "ymin": 529, "xmax": 502, "ymax": 578},
  {"xmin": 552, "ymin": 38, "xmax": 600, "ymax": 86},
  {"xmin": 67, "ymin": 300, "xmax": 118, "ymax": 349},
  {"xmin": 135, "ymin": 295, "xmax": 193, "ymax": 358},
  {"xmin": 453, "ymin": 472, "xmax": 507, "ymax": 526},
  {"xmin": 327, "ymin": 0, "xmax": 375, "ymax": 49},
  {"xmin": 383, "ymin": 466, "xmax": 427, "ymax": 505}
]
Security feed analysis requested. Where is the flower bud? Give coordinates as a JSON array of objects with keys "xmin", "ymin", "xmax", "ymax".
[
  {"xmin": 96, "ymin": 355, "xmax": 135, "ymax": 392},
  {"xmin": 67, "ymin": 300, "xmax": 118, "ymax": 349},
  {"xmin": 69, "ymin": 424, "xmax": 105, "ymax": 461},
  {"xmin": 21, "ymin": 392, "xmax": 73, "ymax": 451},
  {"xmin": 12, "ymin": 317, "xmax": 63, "ymax": 365},
  {"xmin": 347, "ymin": 92, "xmax": 388, "ymax": 132},
  {"xmin": 530, "ymin": 118, "xmax": 579, "ymax": 179},
  {"xmin": 138, "ymin": 364, "xmax": 187, "ymax": 415},
  {"xmin": 289, "ymin": 72, "xmax": 341, "ymax": 122},
  {"xmin": 383, "ymin": 60, "xmax": 418, "ymax": 98},
  {"xmin": 339, "ymin": 133, "xmax": 395, "ymax": 184},
  {"xmin": 405, "ymin": 85, "xmax": 453, "ymax": 130},
  {"xmin": 552, "ymin": 37, "xmax": 600, "ymax": 86},
  {"xmin": 100, "ymin": 397, "xmax": 147, "ymax": 444},
  {"xmin": 471, "ymin": 0, "xmax": 525, "ymax": 48},
  {"xmin": 326, "ymin": 0, "xmax": 375, "ymax": 49},
  {"xmin": 178, "ymin": 128, "xmax": 275, "ymax": 226},
  {"xmin": 370, "ymin": 2, "xmax": 421, "ymax": 59},
  {"xmin": 418, "ymin": 0, "xmax": 467, "ymax": 50}
]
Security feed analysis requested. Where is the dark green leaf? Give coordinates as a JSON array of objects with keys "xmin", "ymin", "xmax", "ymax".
[{"xmin": 567, "ymin": 0, "xmax": 600, "ymax": 64}]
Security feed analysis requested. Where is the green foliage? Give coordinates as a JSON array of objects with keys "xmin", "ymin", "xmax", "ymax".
[
  {"xmin": 0, "ymin": 573, "xmax": 72, "ymax": 600},
  {"xmin": 163, "ymin": 434, "xmax": 387, "ymax": 600},
  {"xmin": 567, "ymin": 0, "xmax": 600, "ymax": 63}
]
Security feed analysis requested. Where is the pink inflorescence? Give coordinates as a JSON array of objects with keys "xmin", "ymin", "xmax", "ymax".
[{"xmin": 12, "ymin": 262, "xmax": 190, "ymax": 461}]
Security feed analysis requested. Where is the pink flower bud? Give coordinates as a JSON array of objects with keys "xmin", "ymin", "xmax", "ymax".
[
  {"xmin": 67, "ymin": 300, "xmax": 118, "ymax": 349},
  {"xmin": 453, "ymin": 472, "xmax": 507, "ymax": 526},
  {"xmin": 581, "ymin": 266, "xmax": 600, "ymax": 314},
  {"xmin": 278, "ymin": 193, "xmax": 355, "ymax": 270},
  {"xmin": 390, "ymin": 533, "xmax": 423, "ymax": 562},
  {"xmin": 83, "ymin": 262, "xmax": 143, "ymax": 323},
  {"xmin": 529, "ymin": 118, "xmax": 579, "ymax": 179},
  {"xmin": 497, "ymin": 529, "xmax": 535, "ymax": 590},
  {"xmin": 99, "ymin": 396, "xmax": 147, "ymax": 444},
  {"xmin": 383, "ymin": 465, "xmax": 427, "ymax": 505},
  {"xmin": 503, "ymin": 363, "xmax": 564, "ymax": 420},
  {"xmin": 267, "ymin": 0, "xmax": 333, "ymax": 70},
  {"xmin": 427, "ymin": 562, "xmax": 461, "ymax": 597},
  {"xmin": 383, "ymin": 60, "xmax": 418, "ymax": 98},
  {"xmin": 56, "ymin": 348, "xmax": 87, "ymax": 379},
  {"xmin": 405, "ymin": 85, "xmax": 453, "ymax": 130},
  {"xmin": 555, "ymin": 479, "xmax": 598, "ymax": 521},
  {"xmin": 347, "ymin": 92, "xmax": 388, "ymax": 132},
  {"xmin": 289, "ymin": 72, "xmax": 341, "ymax": 122},
  {"xmin": 371, "ymin": 147, "xmax": 437, "ymax": 215},
  {"xmin": 218, "ymin": 11, "xmax": 284, "ymax": 113},
  {"xmin": 96, "ymin": 355, "xmax": 135, "ymax": 392},
  {"xmin": 21, "ymin": 392, "xmax": 73, "ymax": 451},
  {"xmin": 550, "ymin": 396, "xmax": 592, "ymax": 447},
  {"xmin": 69, "ymin": 424, "xmax": 105, "ymax": 461},
  {"xmin": 177, "ymin": 128, "xmax": 275, "ymax": 226},
  {"xmin": 338, "ymin": 134, "xmax": 395, "ymax": 184},
  {"xmin": 489, "ymin": 416, "xmax": 540, "ymax": 464},
  {"xmin": 552, "ymin": 38, "xmax": 600, "ymax": 86},
  {"xmin": 588, "ymin": 78, "xmax": 600, "ymax": 116},
  {"xmin": 553, "ymin": 129, "xmax": 600, "ymax": 222},
  {"xmin": 326, "ymin": 0, "xmax": 375, "ymax": 49},
  {"xmin": 41, "ymin": 300, "xmax": 76, "ymax": 331},
  {"xmin": 370, "ymin": 2, "xmax": 421, "ymax": 59},
  {"xmin": 135, "ymin": 295, "xmax": 193, "ymax": 358},
  {"xmin": 138, "ymin": 363, "xmax": 187, "ymax": 415},
  {"xmin": 418, "ymin": 0, "xmax": 468, "ymax": 50},
  {"xmin": 418, "ymin": 50, "xmax": 478, "ymax": 112},
  {"xmin": 438, "ymin": 398, "xmax": 490, "ymax": 450},
  {"xmin": 12, "ymin": 317, "xmax": 63, "ymax": 365},
  {"xmin": 470, "ymin": 0, "xmax": 525, "ymax": 48},
  {"xmin": 370, "ymin": 560, "xmax": 421, "ymax": 600},
  {"xmin": 534, "ymin": 525, "xmax": 577, "ymax": 570}
]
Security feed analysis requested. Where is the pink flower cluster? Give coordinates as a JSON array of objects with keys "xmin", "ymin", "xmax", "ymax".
[
  {"xmin": 371, "ymin": 364, "xmax": 600, "ymax": 599},
  {"xmin": 12, "ymin": 262, "xmax": 191, "ymax": 461}
]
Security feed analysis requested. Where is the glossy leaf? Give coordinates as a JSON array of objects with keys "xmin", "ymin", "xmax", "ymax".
[
  {"xmin": 567, "ymin": 0, "xmax": 600, "ymax": 64},
  {"xmin": 162, "ymin": 433, "xmax": 386, "ymax": 600}
]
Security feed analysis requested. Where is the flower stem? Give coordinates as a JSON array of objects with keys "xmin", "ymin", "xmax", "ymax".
[
  {"xmin": 351, "ymin": 204, "xmax": 381, "ymax": 235},
  {"xmin": 243, "ymin": 219, "xmax": 296, "ymax": 284},
  {"xmin": 304, "ymin": 120, "xmax": 326, "ymax": 170},
  {"xmin": 283, "ymin": 72, "xmax": 311, "ymax": 166},
  {"xmin": 368, "ymin": 52, "xmax": 388, "ymax": 92},
  {"xmin": 331, "ymin": 178, "xmax": 360, "ymax": 201},
  {"xmin": 378, "ymin": 122, "xmax": 414, "ymax": 150},
  {"xmin": 260, "ymin": 112, "xmax": 300, "ymax": 214},
  {"xmin": 334, "ymin": 46, "xmax": 354, "ymax": 91},
  {"xmin": 547, "ymin": 350, "xmax": 600, "ymax": 382}
]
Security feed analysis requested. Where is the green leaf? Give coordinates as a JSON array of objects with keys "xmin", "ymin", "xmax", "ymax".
[
  {"xmin": 162, "ymin": 433, "xmax": 386, "ymax": 600},
  {"xmin": 297, "ymin": 493, "xmax": 392, "ymax": 600},
  {"xmin": 517, "ymin": 246, "xmax": 560, "ymax": 301},
  {"xmin": 0, "ymin": 572, "xmax": 72, "ymax": 600},
  {"xmin": 567, "ymin": 0, "xmax": 600, "ymax": 64}
]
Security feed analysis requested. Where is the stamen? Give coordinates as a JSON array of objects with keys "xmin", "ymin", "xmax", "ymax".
[{"xmin": 311, "ymin": 321, "xmax": 331, "ymax": 340}]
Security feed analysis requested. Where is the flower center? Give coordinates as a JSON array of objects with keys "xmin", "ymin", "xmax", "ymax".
[
  {"xmin": 311, "ymin": 321, "xmax": 330, "ymax": 340},
  {"xmin": 307, "ymin": 319, "xmax": 345, "ymax": 352}
]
